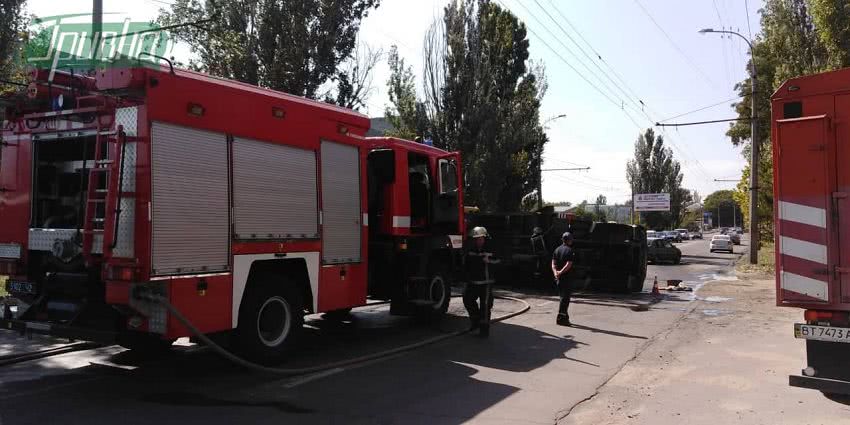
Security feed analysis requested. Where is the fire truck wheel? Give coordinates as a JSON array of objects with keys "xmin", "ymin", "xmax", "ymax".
[
  {"xmin": 237, "ymin": 280, "xmax": 304, "ymax": 362},
  {"xmin": 417, "ymin": 270, "xmax": 451, "ymax": 322}
]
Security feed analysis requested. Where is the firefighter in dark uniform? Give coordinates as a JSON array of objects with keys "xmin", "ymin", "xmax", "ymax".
[
  {"xmin": 464, "ymin": 226, "xmax": 497, "ymax": 336},
  {"xmin": 552, "ymin": 231, "xmax": 576, "ymax": 326}
]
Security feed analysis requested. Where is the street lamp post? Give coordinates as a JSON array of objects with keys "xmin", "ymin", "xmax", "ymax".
[
  {"xmin": 538, "ymin": 114, "xmax": 567, "ymax": 209},
  {"xmin": 699, "ymin": 28, "xmax": 759, "ymax": 264}
]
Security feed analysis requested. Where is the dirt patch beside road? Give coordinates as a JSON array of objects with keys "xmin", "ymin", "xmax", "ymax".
[{"xmin": 561, "ymin": 275, "xmax": 850, "ymax": 424}]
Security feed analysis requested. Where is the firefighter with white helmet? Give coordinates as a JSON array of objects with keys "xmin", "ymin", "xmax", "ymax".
[{"xmin": 463, "ymin": 226, "xmax": 499, "ymax": 336}]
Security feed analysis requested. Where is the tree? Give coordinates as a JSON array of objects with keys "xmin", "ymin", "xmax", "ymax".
[
  {"xmin": 704, "ymin": 190, "xmax": 741, "ymax": 228},
  {"xmin": 727, "ymin": 0, "xmax": 850, "ymax": 241},
  {"xmin": 420, "ymin": 0, "xmax": 548, "ymax": 212},
  {"xmin": 625, "ymin": 129, "xmax": 687, "ymax": 229},
  {"xmin": 384, "ymin": 45, "xmax": 427, "ymax": 139},
  {"xmin": 0, "ymin": 0, "xmax": 27, "ymax": 97},
  {"xmin": 157, "ymin": 0, "xmax": 380, "ymax": 109},
  {"xmin": 593, "ymin": 194, "xmax": 607, "ymax": 222}
]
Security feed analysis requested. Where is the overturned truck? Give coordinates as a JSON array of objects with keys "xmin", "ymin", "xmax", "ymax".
[{"xmin": 466, "ymin": 207, "xmax": 647, "ymax": 292}]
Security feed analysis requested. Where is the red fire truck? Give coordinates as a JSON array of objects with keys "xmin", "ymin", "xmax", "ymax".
[
  {"xmin": 0, "ymin": 65, "xmax": 465, "ymax": 362},
  {"xmin": 772, "ymin": 67, "xmax": 850, "ymax": 395}
]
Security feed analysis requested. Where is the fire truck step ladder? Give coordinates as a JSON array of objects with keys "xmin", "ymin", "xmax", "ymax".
[{"xmin": 81, "ymin": 126, "xmax": 119, "ymax": 260}]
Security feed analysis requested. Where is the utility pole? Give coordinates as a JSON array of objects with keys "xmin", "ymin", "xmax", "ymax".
[
  {"xmin": 538, "ymin": 114, "xmax": 567, "ymax": 209},
  {"xmin": 92, "ymin": 0, "xmax": 103, "ymax": 72},
  {"xmin": 700, "ymin": 28, "xmax": 759, "ymax": 264}
]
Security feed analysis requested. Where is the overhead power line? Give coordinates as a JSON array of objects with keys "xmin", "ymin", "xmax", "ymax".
[
  {"xmin": 657, "ymin": 95, "xmax": 746, "ymax": 123},
  {"xmin": 744, "ymin": 0, "xmax": 754, "ymax": 40},
  {"xmin": 632, "ymin": 0, "xmax": 717, "ymax": 89},
  {"xmin": 656, "ymin": 117, "xmax": 750, "ymax": 127}
]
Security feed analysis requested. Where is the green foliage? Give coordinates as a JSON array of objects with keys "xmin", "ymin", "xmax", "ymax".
[
  {"xmin": 421, "ymin": 0, "xmax": 548, "ymax": 212},
  {"xmin": 625, "ymin": 129, "xmax": 691, "ymax": 229},
  {"xmin": 727, "ymin": 0, "xmax": 850, "ymax": 242},
  {"xmin": 0, "ymin": 0, "xmax": 28, "ymax": 97},
  {"xmin": 157, "ymin": 0, "xmax": 380, "ymax": 109},
  {"xmin": 384, "ymin": 45, "xmax": 427, "ymax": 139}
]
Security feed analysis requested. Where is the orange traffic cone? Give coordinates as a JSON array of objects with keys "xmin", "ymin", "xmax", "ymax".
[{"xmin": 651, "ymin": 276, "xmax": 660, "ymax": 296}]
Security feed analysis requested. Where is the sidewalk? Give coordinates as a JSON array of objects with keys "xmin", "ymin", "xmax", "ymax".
[{"xmin": 561, "ymin": 272, "xmax": 850, "ymax": 424}]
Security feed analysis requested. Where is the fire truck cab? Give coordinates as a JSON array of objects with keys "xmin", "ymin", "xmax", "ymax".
[{"xmin": 0, "ymin": 66, "xmax": 464, "ymax": 362}]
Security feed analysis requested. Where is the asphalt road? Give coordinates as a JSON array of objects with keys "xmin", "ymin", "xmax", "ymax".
[{"xmin": 0, "ymin": 236, "xmax": 746, "ymax": 425}]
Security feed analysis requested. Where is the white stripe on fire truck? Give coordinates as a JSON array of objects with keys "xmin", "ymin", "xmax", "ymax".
[
  {"xmin": 392, "ymin": 216, "xmax": 411, "ymax": 228},
  {"xmin": 781, "ymin": 271, "xmax": 829, "ymax": 301},
  {"xmin": 779, "ymin": 236, "xmax": 828, "ymax": 265},
  {"xmin": 778, "ymin": 201, "xmax": 826, "ymax": 229}
]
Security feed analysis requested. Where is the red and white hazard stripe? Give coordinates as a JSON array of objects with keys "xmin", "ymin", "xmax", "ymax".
[{"xmin": 778, "ymin": 200, "xmax": 829, "ymax": 302}]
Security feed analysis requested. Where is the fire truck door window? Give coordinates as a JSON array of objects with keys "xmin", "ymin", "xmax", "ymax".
[
  {"xmin": 151, "ymin": 122, "xmax": 230, "ymax": 275},
  {"xmin": 321, "ymin": 141, "xmax": 361, "ymax": 264},
  {"xmin": 434, "ymin": 157, "xmax": 459, "ymax": 231},
  {"xmin": 408, "ymin": 153, "xmax": 431, "ymax": 231}
]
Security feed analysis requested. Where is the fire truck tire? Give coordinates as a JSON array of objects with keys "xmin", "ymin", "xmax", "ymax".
[
  {"xmin": 416, "ymin": 269, "xmax": 451, "ymax": 322},
  {"xmin": 236, "ymin": 279, "xmax": 304, "ymax": 363}
]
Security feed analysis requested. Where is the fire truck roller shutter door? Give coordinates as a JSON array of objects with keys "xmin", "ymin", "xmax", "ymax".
[
  {"xmin": 150, "ymin": 122, "xmax": 230, "ymax": 275},
  {"xmin": 232, "ymin": 136, "xmax": 318, "ymax": 240},
  {"xmin": 320, "ymin": 141, "xmax": 361, "ymax": 264}
]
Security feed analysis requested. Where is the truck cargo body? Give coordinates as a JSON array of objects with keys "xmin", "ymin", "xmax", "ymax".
[
  {"xmin": 0, "ymin": 67, "xmax": 464, "ymax": 360},
  {"xmin": 771, "ymin": 67, "xmax": 850, "ymax": 394}
]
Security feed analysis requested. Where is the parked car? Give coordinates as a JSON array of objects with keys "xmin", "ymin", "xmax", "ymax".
[
  {"xmin": 689, "ymin": 231, "xmax": 703, "ymax": 239},
  {"xmin": 647, "ymin": 237, "xmax": 682, "ymax": 264},
  {"xmin": 729, "ymin": 232, "xmax": 741, "ymax": 245},
  {"xmin": 734, "ymin": 227, "xmax": 743, "ymax": 234},
  {"xmin": 664, "ymin": 230, "xmax": 683, "ymax": 243},
  {"xmin": 675, "ymin": 228, "xmax": 690, "ymax": 240},
  {"xmin": 646, "ymin": 230, "xmax": 659, "ymax": 239},
  {"xmin": 710, "ymin": 234, "xmax": 733, "ymax": 253}
]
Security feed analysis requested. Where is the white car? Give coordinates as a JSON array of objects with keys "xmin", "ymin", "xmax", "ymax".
[{"xmin": 710, "ymin": 235, "xmax": 733, "ymax": 253}]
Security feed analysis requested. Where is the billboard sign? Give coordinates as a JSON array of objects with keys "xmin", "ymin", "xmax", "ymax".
[{"xmin": 634, "ymin": 193, "xmax": 670, "ymax": 212}]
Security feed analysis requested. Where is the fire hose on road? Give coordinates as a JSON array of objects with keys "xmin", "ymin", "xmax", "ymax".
[{"xmin": 135, "ymin": 289, "xmax": 530, "ymax": 376}]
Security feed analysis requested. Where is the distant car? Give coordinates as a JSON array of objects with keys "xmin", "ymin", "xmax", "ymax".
[
  {"xmin": 729, "ymin": 232, "xmax": 741, "ymax": 245},
  {"xmin": 710, "ymin": 234, "xmax": 733, "ymax": 253},
  {"xmin": 664, "ymin": 230, "xmax": 683, "ymax": 243},
  {"xmin": 734, "ymin": 227, "xmax": 743, "ymax": 234},
  {"xmin": 646, "ymin": 230, "xmax": 659, "ymax": 239},
  {"xmin": 675, "ymin": 228, "xmax": 690, "ymax": 240},
  {"xmin": 689, "ymin": 231, "xmax": 703, "ymax": 239},
  {"xmin": 647, "ymin": 237, "xmax": 682, "ymax": 264}
]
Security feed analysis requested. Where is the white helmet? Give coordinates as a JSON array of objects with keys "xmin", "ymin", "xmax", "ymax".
[{"xmin": 471, "ymin": 226, "xmax": 489, "ymax": 239}]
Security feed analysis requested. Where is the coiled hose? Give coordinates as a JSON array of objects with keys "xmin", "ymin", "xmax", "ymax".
[{"xmin": 137, "ymin": 291, "xmax": 530, "ymax": 376}]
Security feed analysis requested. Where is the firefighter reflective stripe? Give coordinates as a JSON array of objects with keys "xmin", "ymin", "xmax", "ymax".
[
  {"xmin": 392, "ymin": 216, "xmax": 411, "ymax": 228},
  {"xmin": 320, "ymin": 141, "xmax": 361, "ymax": 264},
  {"xmin": 779, "ymin": 201, "xmax": 827, "ymax": 229},
  {"xmin": 781, "ymin": 271, "xmax": 829, "ymax": 301},
  {"xmin": 232, "ymin": 136, "xmax": 318, "ymax": 239},
  {"xmin": 362, "ymin": 213, "xmax": 369, "ymax": 226},
  {"xmin": 780, "ymin": 236, "xmax": 828, "ymax": 265},
  {"xmin": 150, "ymin": 122, "xmax": 230, "ymax": 275}
]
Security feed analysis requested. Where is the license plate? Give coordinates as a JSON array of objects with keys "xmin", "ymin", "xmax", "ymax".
[
  {"xmin": 794, "ymin": 323, "xmax": 850, "ymax": 343},
  {"xmin": 7, "ymin": 280, "xmax": 37, "ymax": 296}
]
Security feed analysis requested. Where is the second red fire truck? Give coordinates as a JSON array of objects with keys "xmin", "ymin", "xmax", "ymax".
[
  {"xmin": 0, "ymin": 64, "xmax": 465, "ymax": 362},
  {"xmin": 772, "ymin": 67, "xmax": 850, "ymax": 395}
]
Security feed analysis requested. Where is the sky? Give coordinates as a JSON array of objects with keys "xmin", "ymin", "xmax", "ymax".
[{"xmin": 27, "ymin": 0, "xmax": 759, "ymax": 206}]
